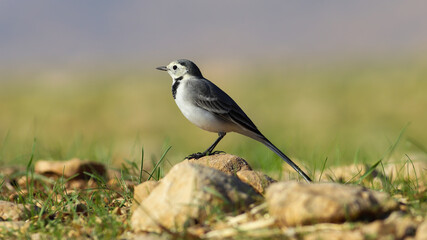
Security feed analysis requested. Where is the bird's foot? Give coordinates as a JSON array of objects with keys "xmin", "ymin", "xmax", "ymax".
[
  {"xmin": 208, "ymin": 150, "xmax": 225, "ymax": 155},
  {"xmin": 184, "ymin": 150, "xmax": 226, "ymax": 159},
  {"xmin": 185, "ymin": 152, "xmax": 206, "ymax": 159}
]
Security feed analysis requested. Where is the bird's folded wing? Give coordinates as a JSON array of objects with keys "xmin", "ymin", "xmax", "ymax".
[{"xmin": 194, "ymin": 96, "xmax": 262, "ymax": 136}]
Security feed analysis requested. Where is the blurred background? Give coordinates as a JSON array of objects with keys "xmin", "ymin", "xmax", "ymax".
[{"xmin": 1, "ymin": 1, "xmax": 426, "ymax": 175}]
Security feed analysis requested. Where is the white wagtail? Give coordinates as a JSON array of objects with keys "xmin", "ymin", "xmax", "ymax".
[{"xmin": 156, "ymin": 59, "xmax": 312, "ymax": 182}]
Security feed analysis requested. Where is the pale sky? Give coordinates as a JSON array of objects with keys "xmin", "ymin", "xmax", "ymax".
[{"xmin": 1, "ymin": 1, "xmax": 427, "ymax": 69}]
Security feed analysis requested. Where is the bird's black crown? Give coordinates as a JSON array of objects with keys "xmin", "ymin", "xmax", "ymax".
[{"xmin": 177, "ymin": 59, "xmax": 203, "ymax": 77}]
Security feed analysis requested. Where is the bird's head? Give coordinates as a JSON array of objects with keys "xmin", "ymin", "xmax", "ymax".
[{"xmin": 156, "ymin": 59, "xmax": 203, "ymax": 80}]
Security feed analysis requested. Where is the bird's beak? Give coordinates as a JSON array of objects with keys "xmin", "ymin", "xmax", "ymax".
[{"xmin": 156, "ymin": 66, "xmax": 168, "ymax": 71}]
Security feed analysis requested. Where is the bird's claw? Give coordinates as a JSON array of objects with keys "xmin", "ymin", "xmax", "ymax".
[
  {"xmin": 185, "ymin": 150, "xmax": 226, "ymax": 159},
  {"xmin": 185, "ymin": 152, "xmax": 206, "ymax": 159},
  {"xmin": 209, "ymin": 150, "xmax": 225, "ymax": 155}
]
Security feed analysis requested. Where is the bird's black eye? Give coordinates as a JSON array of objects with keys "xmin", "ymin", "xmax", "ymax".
[{"xmin": 173, "ymin": 65, "xmax": 177, "ymax": 70}]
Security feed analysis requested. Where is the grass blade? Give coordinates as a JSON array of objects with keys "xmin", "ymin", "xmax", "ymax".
[
  {"xmin": 318, "ymin": 157, "xmax": 328, "ymax": 182},
  {"xmin": 26, "ymin": 138, "xmax": 37, "ymax": 202},
  {"xmin": 356, "ymin": 159, "xmax": 382, "ymax": 184},
  {"xmin": 147, "ymin": 146, "xmax": 171, "ymax": 181},
  {"xmin": 139, "ymin": 146, "xmax": 144, "ymax": 183}
]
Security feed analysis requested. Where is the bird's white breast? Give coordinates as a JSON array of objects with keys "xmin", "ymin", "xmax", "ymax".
[{"xmin": 174, "ymin": 80, "xmax": 234, "ymax": 133}]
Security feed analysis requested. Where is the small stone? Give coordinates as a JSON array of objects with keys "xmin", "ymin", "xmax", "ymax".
[
  {"xmin": 357, "ymin": 211, "xmax": 419, "ymax": 239},
  {"xmin": 266, "ymin": 182, "xmax": 398, "ymax": 226},
  {"xmin": 0, "ymin": 221, "xmax": 29, "ymax": 232},
  {"xmin": 131, "ymin": 162, "xmax": 260, "ymax": 232},
  {"xmin": 318, "ymin": 164, "xmax": 370, "ymax": 182},
  {"xmin": 187, "ymin": 153, "xmax": 252, "ymax": 175},
  {"xmin": 236, "ymin": 170, "xmax": 276, "ymax": 195},
  {"xmin": 35, "ymin": 158, "xmax": 107, "ymax": 179},
  {"xmin": 0, "ymin": 201, "xmax": 38, "ymax": 221},
  {"xmin": 383, "ymin": 161, "xmax": 427, "ymax": 189},
  {"xmin": 315, "ymin": 160, "xmax": 427, "ymax": 191},
  {"xmin": 66, "ymin": 179, "xmax": 88, "ymax": 189},
  {"xmin": 383, "ymin": 212, "xmax": 418, "ymax": 239}
]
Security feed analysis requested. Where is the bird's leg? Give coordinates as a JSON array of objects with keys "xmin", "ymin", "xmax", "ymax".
[
  {"xmin": 185, "ymin": 132, "xmax": 226, "ymax": 159},
  {"xmin": 204, "ymin": 132, "xmax": 226, "ymax": 155}
]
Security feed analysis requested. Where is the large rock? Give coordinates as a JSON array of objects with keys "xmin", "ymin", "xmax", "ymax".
[
  {"xmin": 266, "ymin": 182, "xmax": 398, "ymax": 226},
  {"xmin": 188, "ymin": 154, "xmax": 275, "ymax": 194},
  {"xmin": 236, "ymin": 170, "xmax": 276, "ymax": 195},
  {"xmin": 131, "ymin": 180, "xmax": 159, "ymax": 212},
  {"xmin": 131, "ymin": 162, "xmax": 261, "ymax": 232},
  {"xmin": 35, "ymin": 158, "xmax": 107, "ymax": 179},
  {"xmin": 187, "ymin": 153, "xmax": 252, "ymax": 174}
]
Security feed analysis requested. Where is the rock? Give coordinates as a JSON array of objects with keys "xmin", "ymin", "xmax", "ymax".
[
  {"xmin": 0, "ymin": 201, "xmax": 36, "ymax": 221},
  {"xmin": 416, "ymin": 219, "xmax": 427, "ymax": 240},
  {"xmin": 131, "ymin": 181, "xmax": 159, "ymax": 212},
  {"xmin": 131, "ymin": 162, "xmax": 261, "ymax": 232},
  {"xmin": 381, "ymin": 160, "xmax": 427, "ymax": 194},
  {"xmin": 383, "ymin": 211, "xmax": 418, "ymax": 239},
  {"xmin": 359, "ymin": 212, "xmax": 418, "ymax": 240},
  {"xmin": 236, "ymin": 170, "xmax": 276, "ymax": 195},
  {"xmin": 266, "ymin": 182, "xmax": 398, "ymax": 226},
  {"xmin": 188, "ymin": 154, "xmax": 276, "ymax": 194},
  {"xmin": 384, "ymin": 161, "xmax": 426, "ymax": 180},
  {"xmin": 315, "ymin": 159, "xmax": 427, "ymax": 185},
  {"xmin": 35, "ymin": 158, "xmax": 107, "ymax": 179},
  {"xmin": 187, "ymin": 153, "xmax": 252, "ymax": 174},
  {"xmin": 298, "ymin": 212, "xmax": 419, "ymax": 240}
]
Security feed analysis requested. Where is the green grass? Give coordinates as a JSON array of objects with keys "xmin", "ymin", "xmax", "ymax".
[{"xmin": 2, "ymin": 57, "xmax": 426, "ymax": 174}]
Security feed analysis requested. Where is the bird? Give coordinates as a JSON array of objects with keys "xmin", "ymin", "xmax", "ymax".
[{"xmin": 156, "ymin": 59, "xmax": 312, "ymax": 182}]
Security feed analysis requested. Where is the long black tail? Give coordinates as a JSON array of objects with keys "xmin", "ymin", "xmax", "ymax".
[{"xmin": 261, "ymin": 137, "xmax": 312, "ymax": 182}]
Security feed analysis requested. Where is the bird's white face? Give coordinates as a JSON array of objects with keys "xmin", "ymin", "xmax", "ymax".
[
  {"xmin": 164, "ymin": 61, "xmax": 188, "ymax": 80},
  {"xmin": 157, "ymin": 59, "xmax": 203, "ymax": 80}
]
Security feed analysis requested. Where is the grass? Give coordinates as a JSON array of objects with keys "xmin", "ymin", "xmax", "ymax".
[
  {"xmin": 0, "ymin": 57, "xmax": 426, "ymax": 238},
  {"xmin": 0, "ymin": 146, "xmax": 174, "ymax": 239},
  {"xmin": 1, "ymin": 58, "xmax": 427, "ymax": 172},
  {"xmin": 0, "ymin": 142, "xmax": 424, "ymax": 239}
]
